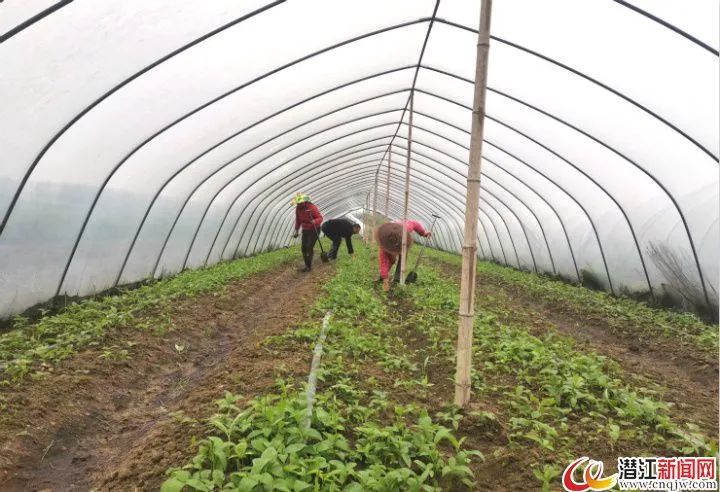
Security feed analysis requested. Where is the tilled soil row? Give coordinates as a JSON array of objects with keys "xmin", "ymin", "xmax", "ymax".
[{"xmin": 0, "ymin": 260, "xmax": 333, "ymax": 491}]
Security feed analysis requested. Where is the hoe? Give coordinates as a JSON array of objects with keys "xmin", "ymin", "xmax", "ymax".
[{"xmin": 405, "ymin": 214, "xmax": 440, "ymax": 284}]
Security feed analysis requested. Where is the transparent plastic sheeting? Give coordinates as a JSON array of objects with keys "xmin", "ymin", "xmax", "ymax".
[{"xmin": 0, "ymin": 0, "xmax": 717, "ymax": 317}]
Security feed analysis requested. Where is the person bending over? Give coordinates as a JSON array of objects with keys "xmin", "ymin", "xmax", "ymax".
[
  {"xmin": 292, "ymin": 193, "xmax": 323, "ymax": 272},
  {"xmin": 376, "ymin": 219, "xmax": 431, "ymax": 292},
  {"xmin": 321, "ymin": 218, "xmax": 361, "ymax": 260}
]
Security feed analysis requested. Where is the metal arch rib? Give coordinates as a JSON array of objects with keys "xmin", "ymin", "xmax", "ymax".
[
  {"xmin": 435, "ymin": 19, "xmax": 718, "ymax": 162},
  {"xmin": 251, "ymin": 150, "xmax": 554, "ymax": 275},
  {"xmin": 0, "ymin": 0, "xmax": 74, "ymax": 43},
  {"xmin": 0, "ymin": 0, "xmax": 287, "ymax": 233}
]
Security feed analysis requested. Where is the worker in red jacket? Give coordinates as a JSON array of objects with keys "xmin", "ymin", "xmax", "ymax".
[
  {"xmin": 292, "ymin": 193, "xmax": 323, "ymax": 272},
  {"xmin": 376, "ymin": 219, "xmax": 431, "ymax": 292}
]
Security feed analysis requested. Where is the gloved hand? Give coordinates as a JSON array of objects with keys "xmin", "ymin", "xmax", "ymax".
[
  {"xmin": 425, "ymin": 231, "xmax": 432, "ymax": 238},
  {"xmin": 293, "ymin": 231, "xmax": 299, "ymax": 238}
]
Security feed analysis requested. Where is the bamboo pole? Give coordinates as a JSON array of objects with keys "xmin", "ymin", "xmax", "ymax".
[
  {"xmin": 399, "ymin": 92, "xmax": 414, "ymax": 285},
  {"xmin": 361, "ymin": 206, "xmax": 366, "ymax": 243},
  {"xmin": 363, "ymin": 198, "xmax": 369, "ymax": 244},
  {"xmin": 385, "ymin": 146, "xmax": 391, "ymax": 220},
  {"xmin": 371, "ymin": 170, "xmax": 379, "ymax": 244},
  {"xmin": 454, "ymin": 0, "xmax": 493, "ymax": 408}
]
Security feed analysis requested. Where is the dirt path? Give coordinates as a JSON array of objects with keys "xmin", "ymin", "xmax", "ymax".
[
  {"xmin": 434, "ymin": 260, "xmax": 719, "ymax": 440},
  {"xmin": 0, "ymin": 260, "xmax": 332, "ymax": 491}
]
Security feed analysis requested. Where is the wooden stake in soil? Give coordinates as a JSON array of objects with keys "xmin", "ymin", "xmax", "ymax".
[
  {"xmin": 363, "ymin": 194, "xmax": 371, "ymax": 244},
  {"xmin": 385, "ymin": 145, "xmax": 392, "ymax": 220},
  {"xmin": 371, "ymin": 169, "xmax": 379, "ymax": 245},
  {"xmin": 454, "ymin": 0, "xmax": 493, "ymax": 408},
  {"xmin": 362, "ymin": 205, "xmax": 368, "ymax": 243},
  {"xmin": 399, "ymin": 93, "xmax": 414, "ymax": 285}
]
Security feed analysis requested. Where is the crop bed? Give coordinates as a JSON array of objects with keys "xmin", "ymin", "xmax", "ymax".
[
  {"xmin": 0, "ymin": 244, "xmax": 716, "ymax": 491},
  {"xmin": 161, "ymin": 246, "xmax": 718, "ymax": 491}
]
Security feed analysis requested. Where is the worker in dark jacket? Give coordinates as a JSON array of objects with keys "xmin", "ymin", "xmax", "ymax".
[
  {"xmin": 292, "ymin": 193, "xmax": 323, "ymax": 272},
  {"xmin": 321, "ymin": 218, "xmax": 361, "ymax": 259}
]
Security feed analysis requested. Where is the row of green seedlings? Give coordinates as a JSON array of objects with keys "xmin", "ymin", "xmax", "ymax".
[
  {"xmin": 0, "ymin": 248, "xmax": 297, "ymax": 381},
  {"xmin": 424, "ymin": 248, "xmax": 718, "ymax": 353},
  {"xmin": 162, "ymin": 247, "xmax": 482, "ymax": 492},
  {"xmin": 397, "ymin": 265, "xmax": 716, "ymax": 491}
]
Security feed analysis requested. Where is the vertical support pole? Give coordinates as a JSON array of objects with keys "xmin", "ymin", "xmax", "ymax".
[
  {"xmin": 454, "ymin": 0, "xmax": 493, "ymax": 408},
  {"xmin": 361, "ymin": 206, "xmax": 366, "ymax": 242},
  {"xmin": 385, "ymin": 145, "xmax": 392, "ymax": 221},
  {"xmin": 399, "ymin": 92, "xmax": 414, "ymax": 285},
  {"xmin": 371, "ymin": 170, "xmax": 379, "ymax": 244},
  {"xmin": 363, "ymin": 199, "xmax": 369, "ymax": 244}
]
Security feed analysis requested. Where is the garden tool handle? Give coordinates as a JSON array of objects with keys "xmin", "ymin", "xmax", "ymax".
[
  {"xmin": 307, "ymin": 209, "xmax": 325, "ymax": 253},
  {"xmin": 411, "ymin": 216, "xmax": 439, "ymax": 271}
]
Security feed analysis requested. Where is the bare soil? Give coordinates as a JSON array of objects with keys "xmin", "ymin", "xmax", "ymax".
[{"xmin": 0, "ymin": 260, "xmax": 332, "ymax": 491}]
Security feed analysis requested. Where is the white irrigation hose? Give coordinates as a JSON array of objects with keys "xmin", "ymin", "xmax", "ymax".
[{"xmin": 305, "ymin": 310, "xmax": 332, "ymax": 429}]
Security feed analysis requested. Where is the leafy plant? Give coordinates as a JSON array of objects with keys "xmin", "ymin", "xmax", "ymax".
[
  {"xmin": 532, "ymin": 464, "xmax": 561, "ymax": 492},
  {"xmin": 0, "ymin": 247, "xmax": 298, "ymax": 380},
  {"xmin": 162, "ymin": 247, "xmax": 482, "ymax": 491}
]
